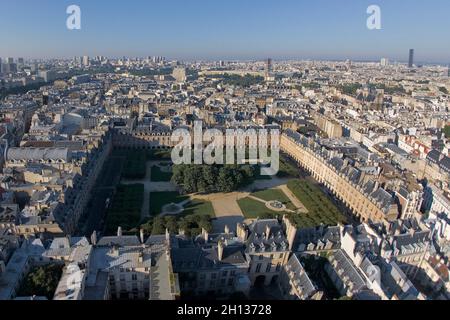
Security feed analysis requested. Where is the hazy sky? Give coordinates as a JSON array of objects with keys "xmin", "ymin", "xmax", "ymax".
[{"xmin": 1, "ymin": 0, "xmax": 449, "ymax": 63}]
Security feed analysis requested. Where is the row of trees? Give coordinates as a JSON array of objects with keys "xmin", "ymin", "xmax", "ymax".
[
  {"xmin": 105, "ymin": 184, "xmax": 144, "ymax": 235},
  {"xmin": 218, "ymin": 73, "xmax": 264, "ymax": 87},
  {"xmin": 141, "ymin": 214, "xmax": 212, "ymax": 237},
  {"xmin": 171, "ymin": 164, "xmax": 257, "ymax": 193},
  {"xmin": 122, "ymin": 150, "xmax": 147, "ymax": 179}
]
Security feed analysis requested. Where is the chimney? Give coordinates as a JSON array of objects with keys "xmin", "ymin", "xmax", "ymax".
[
  {"xmin": 112, "ymin": 245, "xmax": 119, "ymax": 257},
  {"xmin": 218, "ymin": 240, "xmax": 225, "ymax": 261},
  {"xmin": 283, "ymin": 215, "xmax": 297, "ymax": 250},
  {"xmin": 265, "ymin": 225, "xmax": 271, "ymax": 240},
  {"xmin": 138, "ymin": 251, "xmax": 144, "ymax": 263},
  {"xmin": 117, "ymin": 227, "xmax": 122, "ymax": 237},
  {"xmin": 140, "ymin": 229, "xmax": 145, "ymax": 244},
  {"xmin": 91, "ymin": 231, "xmax": 97, "ymax": 246},
  {"xmin": 165, "ymin": 228, "xmax": 170, "ymax": 241},
  {"xmin": 224, "ymin": 225, "xmax": 230, "ymax": 235},
  {"xmin": 236, "ymin": 223, "xmax": 249, "ymax": 241},
  {"xmin": 202, "ymin": 228, "xmax": 209, "ymax": 243}
]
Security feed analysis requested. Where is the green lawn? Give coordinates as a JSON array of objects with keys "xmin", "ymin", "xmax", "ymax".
[
  {"xmin": 105, "ymin": 184, "xmax": 144, "ymax": 234},
  {"xmin": 121, "ymin": 150, "xmax": 147, "ymax": 179},
  {"xmin": 151, "ymin": 165, "xmax": 173, "ymax": 182},
  {"xmin": 149, "ymin": 191, "xmax": 215, "ymax": 217},
  {"xmin": 149, "ymin": 192, "xmax": 189, "ymax": 216},
  {"xmin": 251, "ymin": 189, "xmax": 297, "ymax": 210},
  {"xmin": 183, "ymin": 199, "xmax": 215, "ymax": 217},
  {"xmin": 277, "ymin": 155, "xmax": 300, "ymax": 178},
  {"xmin": 237, "ymin": 197, "xmax": 284, "ymax": 219},
  {"xmin": 286, "ymin": 179, "xmax": 347, "ymax": 228}
]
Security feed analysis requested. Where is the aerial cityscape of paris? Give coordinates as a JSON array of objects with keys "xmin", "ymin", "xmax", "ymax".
[{"xmin": 0, "ymin": 0, "xmax": 449, "ymax": 308}]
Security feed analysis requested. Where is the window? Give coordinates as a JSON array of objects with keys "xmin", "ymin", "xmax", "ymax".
[
  {"xmin": 256, "ymin": 263, "xmax": 262, "ymax": 273},
  {"xmin": 221, "ymin": 271, "xmax": 228, "ymax": 278},
  {"xmin": 276, "ymin": 263, "xmax": 281, "ymax": 272},
  {"xmin": 266, "ymin": 264, "xmax": 272, "ymax": 273},
  {"xmin": 132, "ymin": 274, "xmax": 137, "ymax": 281},
  {"xmin": 211, "ymin": 273, "xmax": 217, "ymax": 280},
  {"xmin": 259, "ymin": 255, "xmax": 264, "ymax": 261}
]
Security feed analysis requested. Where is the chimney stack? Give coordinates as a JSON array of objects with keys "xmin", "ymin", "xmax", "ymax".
[
  {"xmin": 117, "ymin": 227, "xmax": 122, "ymax": 237},
  {"xmin": 265, "ymin": 225, "xmax": 271, "ymax": 240},
  {"xmin": 283, "ymin": 215, "xmax": 297, "ymax": 250},
  {"xmin": 91, "ymin": 231, "xmax": 97, "ymax": 246},
  {"xmin": 165, "ymin": 228, "xmax": 170, "ymax": 241},
  {"xmin": 112, "ymin": 245, "xmax": 119, "ymax": 257},
  {"xmin": 218, "ymin": 240, "xmax": 225, "ymax": 261},
  {"xmin": 224, "ymin": 225, "xmax": 230, "ymax": 235},
  {"xmin": 140, "ymin": 229, "xmax": 145, "ymax": 244},
  {"xmin": 202, "ymin": 228, "xmax": 209, "ymax": 243},
  {"xmin": 236, "ymin": 223, "xmax": 248, "ymax": 241}
]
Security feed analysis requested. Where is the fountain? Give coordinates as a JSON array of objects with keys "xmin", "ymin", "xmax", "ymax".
[
  {"xmin": 265, "ymin": 200, "xmax": 287, "ymax": 212},
  {"xmin": 161, "ymin": 202, "xmax": 184, "ymax": 216}
]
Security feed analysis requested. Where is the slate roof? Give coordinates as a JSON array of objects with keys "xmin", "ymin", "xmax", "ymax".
[
  {"xmin": 246, "ymin": 219, "xmax": 289, "ymax": 253},
  {"xmin": 96, "ymin": 236, "xmax": 141, "ymax": 247},
  {"xmin": 285, "ymin": 254, "xmax": 317, "ymax": 299},
  {"xmin": 6, "ymin": 147, "xmax": 70, "ymax": 162},
  {"xmin": 426, "ymin": 149, "xmax": 441, "ymax": 164},
  {"xmin": 171, "ymin": 244, "xmax": 247, "ymax": 272}
]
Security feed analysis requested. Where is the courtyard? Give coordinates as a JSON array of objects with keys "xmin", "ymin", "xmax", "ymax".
[{"xmin": 83, "ymin": 150, "xmax": 347, "ymax": 236}]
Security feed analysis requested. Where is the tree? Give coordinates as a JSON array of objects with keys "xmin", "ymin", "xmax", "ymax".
[
  {"xmin": 171, "ymin": 164, "xmax": 185, "ymax": 185},
  {"xmin": 202, "ymin": 165, "xmax": 218, "ymax": 193},
  {"xmin": 164, "ymin": 216, "xmax": 179, "ymax": 233},
  {"xmin": 152, "ymin": 216, "xmax": 166, "ymax": 235},
  {"xmin": 217, "ymin": 166, "xmax": 236, "ymax": 192},
  {"xmin": 439, "ymin": 87, "xmax": 449, "ymax": 94},
  {"xmin": 444, "ymin": 125, "xmax": 450, "ymax": 139},
  {"xmin": 18, "ymin": 264, "xmax": 63, "ymax": 299}
]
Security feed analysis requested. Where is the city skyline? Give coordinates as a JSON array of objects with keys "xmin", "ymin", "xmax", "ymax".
[
  {"xmin": 1, "ymin": 0, "xmax": 450, "ymax": 305},
  {"xmin": 1, "ymin": 0, "xmax": 450, "ymax": 63}
]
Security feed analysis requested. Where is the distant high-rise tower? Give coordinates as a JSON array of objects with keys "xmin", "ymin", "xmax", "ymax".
[
  {"xmin": 380, "ymin": 58, "xmax": 389, "ymax": 67},
  {"xmin": 408, "ymin": 49, "xmax": 414, "ymax": 68},
  {"xmin": 82, "ymin": 55, "xmax": 90, "ymax": 67},
  {"xmin": 266, "ymin": 58, "xmax": 273, "ymax": 76},
  {"xmin": 448, "ymin": 65, "xmax": 450, "ymax": 77}
]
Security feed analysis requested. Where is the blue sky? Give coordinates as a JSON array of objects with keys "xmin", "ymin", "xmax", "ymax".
[{"xmin": 1, "ymin": 0, "xmax": 449, "ymax": 63}]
